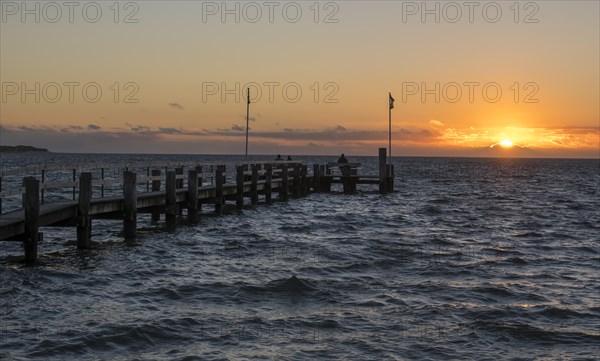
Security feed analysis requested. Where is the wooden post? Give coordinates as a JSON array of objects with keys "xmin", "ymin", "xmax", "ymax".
[
  {"xmin": 320, "ymin": 165, "xmax": 331, "ymax": 192},
  {"xmin": 123, "ymin": 171, "xmax": 137, "ymax": 239},
  {"xmin": 221, "ymin": 165, "xmax": 227, "ymax": 185},
  {"xmin": 187, "ymin": 169, "xmax": 199, "ymax": 223},
  {"xmin": 301, "ymin": 165, "xmax": 308, "ymax": 196},
  {"xmin": 146, "ymin": 167, "xmax": 150, "ymax": 192},
  {"xmin": 41, "ymin": 170, "xmax": 45, "ymax": 204},
  {"xmin": 379, "ymin": 148, "xmax": 387, "ymax": 194},
  {"xmin": 312, "ymin": 164, "xmax": 320, "ymax": 192},
  {"xmin": 152, "ymin": 169, "xmax": 162, "ymax": 191},
  {"xmin": 77, "ymin": 172, "xmax": 92, "ymax": 249},
  {"xmin": 342, "ymin": 172, "xmax": 351, "ymax": 194},
  {"xmin": 292, "ymin": 164, "xmax": 301, "ymax": 198},
  {"xmin": 265, "ymin": 164, "xmax": 273, "ymax": 204},
  {"xmin": 151, "ymin": 169, "xmax": 161, "ymax": 222},
  {"xmin": 72, "ymin": 168, "xmax": 76, "ymax": 200},
  {"xmin": 176, "ymin": 167, "xmax": 184, "ymax": 188},
  {"xmin": 236, "ymin": 165, "xmax": 244, "ymax": 210},
  {"xmin": 22, "ymin": 177, "xmax": 40, "ymax": 262},
  {"xmin": 196, "ymin": 165, "xmax": 203, "ymax": 212},
  {"xmin": 280, "ymin": 165, "xmax": 289, "ymax": 201},
  {"xmin": 176, "ymin": 167, "xmax": 184, "ymax": 215},
  {"xmin": 215, "ymin": 165, "xmax": 224, "ymax": 215},
  {"xmin": 196, "ymin": 165, "xmax": 203, "ymax": 186},
  {"xmin": 165, "ymin": 171, "xmax": 177, "ymax": 231},
  {"xmin": 387, "ymin": 164, "xmax": 394, "ymax": 192},
  {"xmin": 101, "ymin": 168, "xmax": 105, "ymax": 198},
  {"xmin": 251, "ymin": 164, "xmax": 259, "ymax": 205}
]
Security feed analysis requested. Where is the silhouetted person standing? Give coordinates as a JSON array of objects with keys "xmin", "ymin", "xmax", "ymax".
[
  {"xmin": 276, "ymin": 155, "xmax": 283, "ymax": 161},
  {"xmin": 287, "ymin": 156, "xmax": 293, "ymax": 161}
]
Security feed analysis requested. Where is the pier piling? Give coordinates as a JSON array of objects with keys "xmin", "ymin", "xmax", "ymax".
[
  {"xmin": 236, "ymin": 165, "xmax": 244, "ymax": 210},
  {"xmin": 22, "ymin": 177, "xmax": 40, "ymax": 262},
  {"xmin": 123, "ymin": 171, "xmax": 137, "ymax": 239},
  {"xmin": 379, "ymin": 148, "xmax": 387, "ymax": 194},
  {"xmin": 165, "ymin": 171, "xmax": 177, "ymax": 231},
  {"xmin": 187, "ymin": 170, "xmax": 199, "ymax": 223},
  {"xmin": 265, "ymin": 164, "xmax": 273, "ymax": 204},
  {"xmin": 280, "ymin": 166, "xmax": 289, "ymax": 201},
  {"xmin": 251, "ymin": 165, "xmax": 259, "ymax": 205},
  {"xmin": 77, "ymin": 172, "xmax": 92, "ymax": 248},
  {"xmin": 176, "ymin": 167, "xmax": 184, "ymax": 215},
  {"xmin": 215, "ymin": 165, "xmax": 225, "ymax": 215},
  {"xmin": 151, "ymin": 169, "xmax": 161, "ymax": 222},
  {"xmin": 196, "ymin": 166, "xmax": 203, "ymax": 212}
]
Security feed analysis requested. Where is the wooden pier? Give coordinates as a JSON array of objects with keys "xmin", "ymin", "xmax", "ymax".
[{"xmin": 0, "ymin": 149, "xmax": 394, "ymax": 262}]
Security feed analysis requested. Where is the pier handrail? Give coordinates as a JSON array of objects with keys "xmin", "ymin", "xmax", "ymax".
[
  {"xmin": 0, "ymin": 159, "xmax": 303, "ymax": 178},
  {"xmin": 0, "ymin": 161, "xmax": 303, "ymax": 201}
]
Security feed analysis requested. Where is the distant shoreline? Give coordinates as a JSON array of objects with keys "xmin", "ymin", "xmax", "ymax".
[{"xmin": 0, "ymin": 145, "xmax": 50, "ymax": 153}]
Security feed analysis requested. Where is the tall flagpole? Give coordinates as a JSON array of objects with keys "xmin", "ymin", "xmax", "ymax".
[
  {"xmin": 245, "ymin": 88, "xmax": 250, "ymax": 160},
  {"xmin": 389, "ymin": 92, "xmax": 393, "ymax": 165}
]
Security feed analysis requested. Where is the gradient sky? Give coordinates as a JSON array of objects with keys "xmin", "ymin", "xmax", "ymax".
[{"xmin": 1, "ymin": 0, "xmax": 598, "ymax": 157}]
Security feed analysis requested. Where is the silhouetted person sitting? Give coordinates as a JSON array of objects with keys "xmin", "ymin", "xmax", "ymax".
[
  {"xmin": 276, "ymin": 154, "xmax": 283, "ymax": 161},
  {"xmin": 338, "ymin": 153, "xmax": 349, "ymax": 175},
  {"xmin": 287, "ymin": 156, "xmax": 293, "ymax": 161}
]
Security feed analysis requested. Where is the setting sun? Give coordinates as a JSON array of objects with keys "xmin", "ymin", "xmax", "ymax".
[{"xmin": 500, "ymin": 139, "xmax": 514, "ymax": 148}]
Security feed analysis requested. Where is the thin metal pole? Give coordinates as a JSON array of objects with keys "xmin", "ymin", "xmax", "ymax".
[
  {"xmin": 245, "ymin": 88, "xmax": 250, "ymax": 160},
  {"xmin": 389, "ymin": 92, "xmax": 394, "ymax": 165}
]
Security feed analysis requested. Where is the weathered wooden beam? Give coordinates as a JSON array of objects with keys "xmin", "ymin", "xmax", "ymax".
[
  {"xmin": 251, "ymin": 164, "xmax": 259, "ymax": 205},
  {"xmin": 292, "ymin": 164, "xmax": 301, "ymax": 198},
  {"xmin": 265, "ymin": 164, "xmax": 273, "ymax": 204},
  {"xmin": 165, "ymin": 171, "xmax": 177, "ymax": 231},
  {"xmin": 123, "ymin": 171, "xmax": 137, "ymax": 239},
  {"xmin": 301, "ymin": 165, "xmax": 308, "ymax": 196},
  {"xmin": 176, "ymin": 167, "xmax": 184, "ymax": 215},
  {"xmin": 312, "ymin": 164, "xmax": 321, "ymax": 192},
  {"xmin": 175, "ymin": 167, "xmax": 184, "ymax": 188},
  {"xmin": 196, "ymin": 165, "xmax": 203, "ymax": 212},
  {"xmin": 280, "ymin": 166, "xmax": 289, "ymax": 201},
  {"xmin": 236, "ymin": 165, "xmax": 244, "ymax": 210},
  {"xmin": 215, "ymin": 165, "xmax": 225, "ymax": 215},
  {"xmin": 22, "ymin": 177, "xmax": 40, "ymax": 262},
  {"xmin": 77, "ymin": 172, "xmax": 92, "ymax": 249},
  {"xmin": 386, "ymin": 164, "xmax": 394, "ymax": 192},
  {"xmin": 379, "ymin": 147, "xmax": 387, "ymax": 194},
  {"xmin": 319, "ymin": 163, "xmax": 332, "ymax": 192},
  {"xmin": 72, "ymin": 169, "xmax": 76, "ymax": 200},
  {"xmin": 151, "ymin": 169, "xmax": 161, "ymax": 222},
  {"xmin": 100, "ymin": 168, "xmax": 105, "ymax": 198},
  {"xmin": 187, "ymin": 169, "xmax": 199, "ymax": 223},
  {"xmin": 41, "ymin": 170, "xmax": 45, "ymax": 204}
]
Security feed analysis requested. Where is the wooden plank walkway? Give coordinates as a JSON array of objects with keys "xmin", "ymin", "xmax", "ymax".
[{"xmin": 0, "ymin": 148, "xmax": 395, "ymax": 262}]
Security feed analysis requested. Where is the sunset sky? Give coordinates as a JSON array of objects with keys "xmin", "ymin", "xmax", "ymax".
[{"xmin": 1, "ymin": 1, "xmax": 598, "ymax": 157}]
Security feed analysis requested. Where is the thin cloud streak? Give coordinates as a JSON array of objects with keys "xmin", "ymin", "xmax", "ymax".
[{"xmin": 1, "ymin": 124, "xmax": 598, "ymax": 157}]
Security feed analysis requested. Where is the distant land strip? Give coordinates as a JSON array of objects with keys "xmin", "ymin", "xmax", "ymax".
[{"xmin": 0, "ymin": 145, "xmax": 49, "ymax": 153}]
